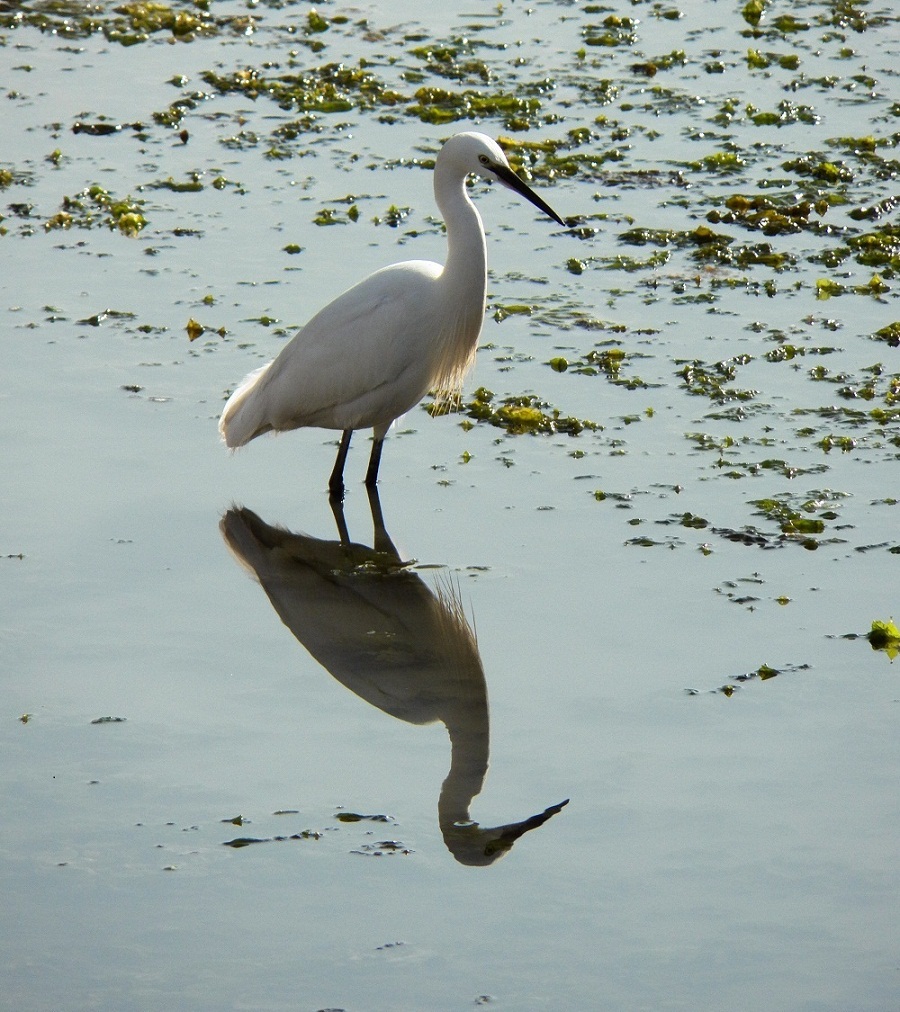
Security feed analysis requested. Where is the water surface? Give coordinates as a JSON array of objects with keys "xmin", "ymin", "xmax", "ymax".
[{"xmin": 2, "ymin": 1, "xmax": 898, "ymax": 1009}]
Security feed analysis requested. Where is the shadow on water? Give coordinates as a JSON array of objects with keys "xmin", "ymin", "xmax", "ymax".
[{"xmin": 220, "ymin": 488, "xmax": 568, "ymax": 867}]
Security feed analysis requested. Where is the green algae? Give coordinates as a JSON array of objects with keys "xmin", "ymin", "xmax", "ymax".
[
  {"xmin": 815, "ymin": 274, "xmax": 890, "ymax": 298},
  {"xmin": 620, "ymin": 225, "xmax": 732, "ymax": 250},
  {"xmin": 406, "ymin": 86, "xmax": 543, "ymax": 129},
  {"xmin": 680, "ymin": 512, "xmax": 709, "ymax": 529},
  {"xmin": 427, "ymin": 387, "xmax": 599, "ymax": 437},
  {"xmin": 702, "ymin": 242, "xmax": 795, "ymax": 270},
  {"xmin": 844, "ymin": 226, "xmax": 900, "ymax": 275},
  {"xmin": 201, "ymin": 64, "xmax": 405, "ymax": 115},
  {"xmin": 615, "ymin": 225, "xmax": 791, "ymax": 272},
  {"xmin": 706, "ymin": 193, "xmax": 830, "ymax": 236},
  {"xmin": 688, "ymin": 152, "xmax": 746, "ymax": 173},
  {"xmin": 750, "ymin": 496, "xmax": 830, "ymax": 535},
  {"xmin": 505, "ymin": 138, "xmax": 628, "ymax": 183},
  {"xmin": 42, "ymin": 184, "xmax": 146, "ymax": 236},
  {"xmin": 148, "ymin": 174, "xmax": 203, "ymax": 193},
  {"xmin": 408, "ymin": 41, "xmax": 492, "ymax": 84},
  {"xmin": 769, "ymin": 14, "xmax": 811, "ymax": 34},
  {"xmin": 782, "ymin": 155, "xmax": 853, "ymax": 184},
  {"xmin": 847, "ymin": 198, "xmax": 899, "ymax": 222},
  {"xmin": 742, "ymin": 0, "xmax": 768, "ymax": 27},
  {"xmin": 689, "ymin": 662, "xmax": 814, "ymax": 698},
  {"xmin": 306, "ymin": 9, "xmax": 329, "ymax": 34},
  {"xmin": 373, "ymin": 205, "xmax": 411, "ymax": 228},
  {"xmin": 764, "ymin": 344, "xmax": 838, "ymax": 362},
  {"xmin": 582, "ymin": 15, "xmax": 639, "ymax": 48},
  {"xmin": 867, "ymin": 619, "xmax": 900, "ymax": 660},
  {"xmin": 0, "ymin": 167, "xmax": 25, "ymax": 189},
  {"xmin": 0, "ymin": 0, "xmax": 220, "ymax": 45},
  {"xmin": 110, "ymin": 2, "xmax": 211, "ymax": 42},
  {"xmin": 747, "ymin": 100, "xmax": 819, "ymax": 127},
  {"xmin": 545, "ymin": 347, "xmax": 652, "ymax": 390},
  {"xmin": 746, "ymin": 49, "xmax": 801, "ymax": 70},
  {"xmin": 492, "ymin": 303, "xmax": 534, "ymax": 323},
  {"xmin": 334, "ymin": 812, "xmax": 393, "ymax": 824},
  {"xmin": 681, "ymin": 430, "xmax": 833, "ymax": 481},
  {"xmin": 223, "ymin": 830, "xmax": 324, "ymax": 848},
  {"xmin": 312, "ymin": 207, "xmax": 351, "ymax": 227},
  {"xmin": 685, "ymin": 431, "xmax": 741, "ymax": 455},
  {"xmin": 873, "ymin": 323, "xmax": 900, "ymax": 347},
  {"xmin": 677, "ymin": 356, "xmax": 757, "ymax": 404}
]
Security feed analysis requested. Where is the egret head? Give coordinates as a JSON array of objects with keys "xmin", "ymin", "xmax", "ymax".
[{"xmin": 439, "ymin": 132, "xmax": 566, "ymax": 227}]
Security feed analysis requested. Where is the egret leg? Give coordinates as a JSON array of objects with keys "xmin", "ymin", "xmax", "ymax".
[
  {"xmin": 329, "ymin": 430, "xmax": 352, "ymax": 500},
  {"xmin": 364, "ymin": 436, "xmax": 385, "ymax": 489}
]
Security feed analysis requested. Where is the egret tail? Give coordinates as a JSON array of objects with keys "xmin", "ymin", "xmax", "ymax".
[{"xmin": 219, "ymin": 364, "xmax": 273, "ymax": 447}]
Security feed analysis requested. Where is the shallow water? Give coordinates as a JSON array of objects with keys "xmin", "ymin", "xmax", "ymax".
[{"xmin": 2, "ymin": 1, "xmax": 899, "ymax": 1009}]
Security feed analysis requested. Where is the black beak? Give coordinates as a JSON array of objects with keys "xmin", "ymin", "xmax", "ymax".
[{"xmin": 492, "ymin": 162, "xmax": 566, "ymax": 227}]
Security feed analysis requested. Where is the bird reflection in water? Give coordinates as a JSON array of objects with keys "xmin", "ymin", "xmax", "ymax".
[{"xmin": 220, "ymin": 489, "xmax": 568, "ymax": 866}]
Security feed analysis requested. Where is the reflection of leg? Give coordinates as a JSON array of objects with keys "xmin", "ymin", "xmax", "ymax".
[
  {"xmin": 329, "ymin": 430, "xmax": 353, "ymax": 500},
  {"xmin": 329, "ymin": 491, "xmax": 351, "ymax": 546},
  {"xmin": 366, "ymin": 485, "xmax": 400, "ymax": 560},
  {"xmin": 364, "ymin": 436, "xmax": 384, "ymax": 489}
]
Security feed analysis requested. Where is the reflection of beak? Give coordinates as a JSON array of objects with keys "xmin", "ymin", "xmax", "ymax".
[
  {"xmin": 483, "ymin": 798, "xmax": 570, "ymax": 858},
  {"xmin": 492, "ymin": 162, "xmax": 566, "ymax": 226}
]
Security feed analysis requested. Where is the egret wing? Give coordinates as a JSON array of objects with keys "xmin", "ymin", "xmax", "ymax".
[{"xmin": 258, "ymin": 260, "xmax": 443, "ymax": 433}]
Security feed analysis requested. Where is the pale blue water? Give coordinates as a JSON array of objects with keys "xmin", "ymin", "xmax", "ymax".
[{"xmin": 2, "ymin": 1, "xmax": 898, "ymax": 1009}]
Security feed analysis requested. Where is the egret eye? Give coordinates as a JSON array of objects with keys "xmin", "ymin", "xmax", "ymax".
[{"xmin": 478, "ymin": 154, "xmax": 491, "ymax": 166}]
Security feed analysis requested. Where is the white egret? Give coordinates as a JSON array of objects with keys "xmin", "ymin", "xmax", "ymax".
[{"xmin": 218, "ymin": 131, "xmax": 564, "ymax": 497}]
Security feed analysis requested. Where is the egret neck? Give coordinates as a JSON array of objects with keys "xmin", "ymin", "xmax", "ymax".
[{"xmin": 430, "ymin": 154, "xmax": 489, "ymax": 397}]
